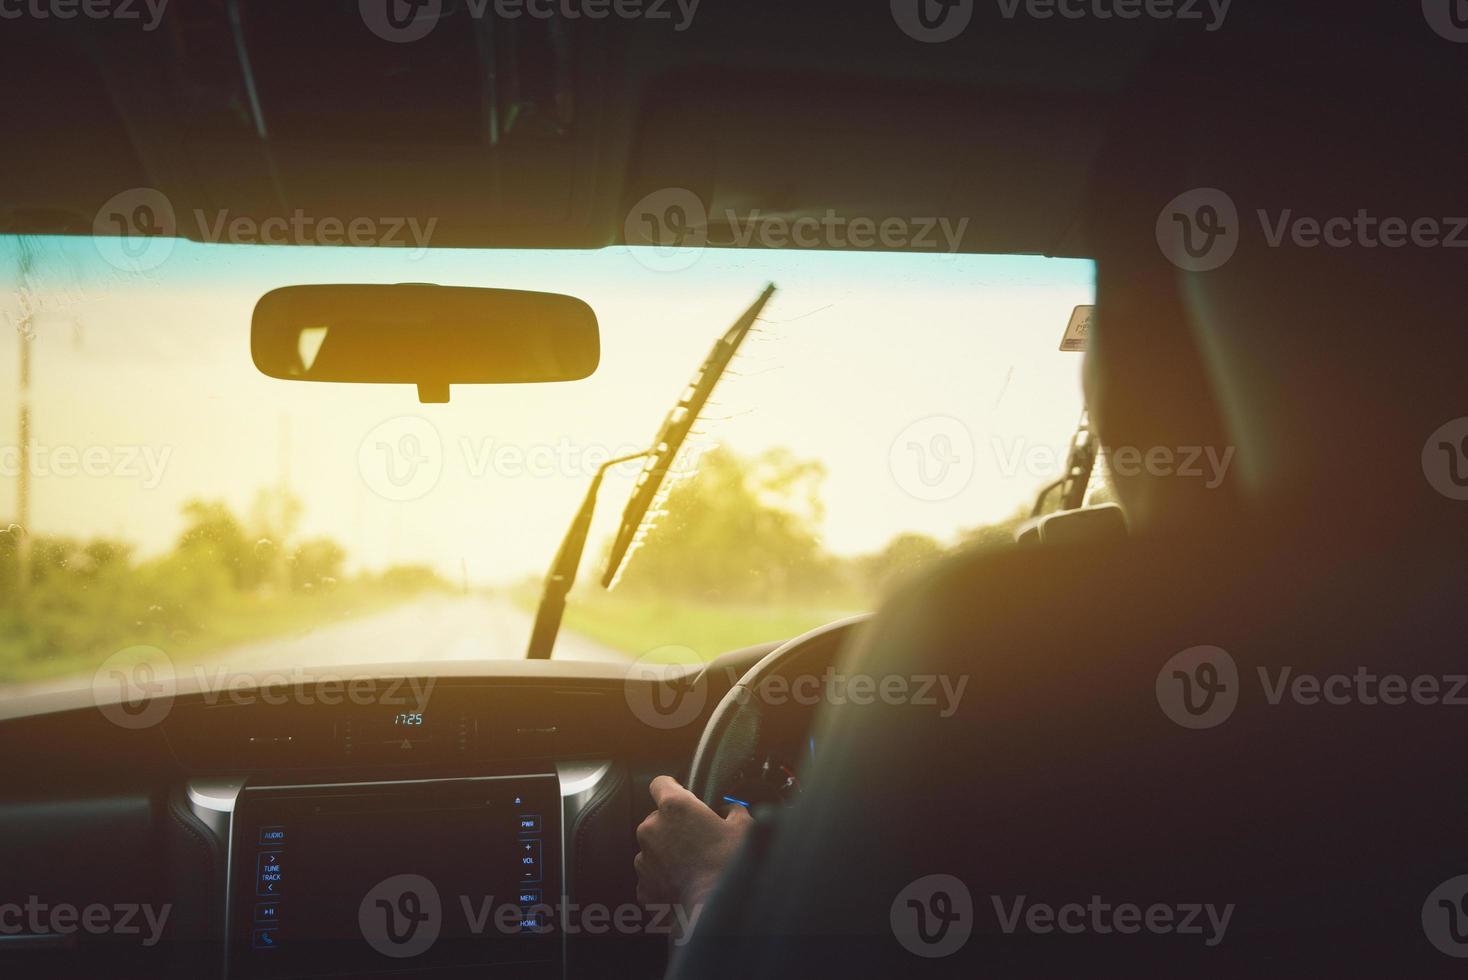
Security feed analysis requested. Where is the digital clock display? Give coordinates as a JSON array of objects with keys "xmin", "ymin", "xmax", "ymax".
[{"xmin": 393, "ymin": 711, "xmax": 424, "ymax": 726}]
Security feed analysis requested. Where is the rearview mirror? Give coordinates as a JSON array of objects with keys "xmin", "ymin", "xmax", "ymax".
[{"xmin": 251, "ymin": 284, "xmax": 600, "ymax": 403}]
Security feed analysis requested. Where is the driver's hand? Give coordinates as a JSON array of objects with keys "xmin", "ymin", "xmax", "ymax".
[{"xmin": 634, "ymin": 775, "xmax": 752, "ymax": 919}]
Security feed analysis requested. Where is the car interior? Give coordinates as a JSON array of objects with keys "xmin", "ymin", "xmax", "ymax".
[{"xmin": 2, "ymin": 3, "xmax": 1467, "ymax": 977}]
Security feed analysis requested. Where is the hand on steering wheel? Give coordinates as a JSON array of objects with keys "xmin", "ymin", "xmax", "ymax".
[{"xmin": 634, "ymin": 775, "xmax": 752, "ymax": 937}]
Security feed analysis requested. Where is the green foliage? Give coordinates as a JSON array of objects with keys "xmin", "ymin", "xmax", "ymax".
[
  {"xmin": 960, "ymin": 506, "xmax": 1030, "ymax": 551},
  {"xmin": 613, "ymin": 447, "xmax": 839, "ymax": 603},
  {"xmin": 373, "ymin": 564, "xmax": 451, "ymax": 594},
  {"xmin": 0, "ymin": 489, "xmax": 445, "ymax": 684},
  {"xmin": 177, "ymin": 498, "xmax": 263, "ymax": 591},
  {"xmin": 856, "ymin": 532, "xmax": 946, "ymax": 596},
  {"xmin": 289, "ymin": 538, "xmax": 346, "ymax": 593},
  {"xmin": 610, "ymin": 446, "xmax": 1025, "ymax": 610}
]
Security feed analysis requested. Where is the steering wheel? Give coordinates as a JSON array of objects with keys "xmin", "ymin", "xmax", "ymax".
[{"xmin": 687, "ymin": 615, "xmax": 870, "ymax": 808}]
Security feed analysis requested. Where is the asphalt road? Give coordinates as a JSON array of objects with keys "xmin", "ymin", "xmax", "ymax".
[
  {"xmin": 0, "ymin": 594, "xmax": 628, "ymax": 705},
  {"xmin": 202, "ymin": 593, "xmax": 628, "ymax": 672}
]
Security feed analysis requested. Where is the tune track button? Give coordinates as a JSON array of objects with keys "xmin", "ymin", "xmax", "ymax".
[{"xmin": 257, "ymin": 851, "xmax": 284, "ymax": 897}]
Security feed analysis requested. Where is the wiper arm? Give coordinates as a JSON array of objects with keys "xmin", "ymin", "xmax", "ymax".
[
  {"xmin": 526, "ymin": 450, "xmax": 649, "ymax": 660},
  {"xmin": 525, "ymin": 282, "xmax": 776, "ymax": 660}
]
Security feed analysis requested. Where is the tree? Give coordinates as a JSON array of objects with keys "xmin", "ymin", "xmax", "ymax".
[
  {"xmin": 612, "ymin": 447, "xmax": 836, "ymax": 602},
  {"xmin": 857, "ymin": 532, "xmax": 945, "ymax": 596},
  {"xmin": 177, "ymin": 499, "xmax": 261, "ymax": 590},
  {"xmin": 959, "ymin": 506, "xmax": 1030, "ymax": 552},
  {"xmin": 290, "ymin": 538, "xmax": 345, "ymax": 593}
]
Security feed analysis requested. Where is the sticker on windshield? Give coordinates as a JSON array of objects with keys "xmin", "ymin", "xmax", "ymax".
[{"xmin": 1060, "ymin": 305, "xmax": 1093, "ymax": 352}]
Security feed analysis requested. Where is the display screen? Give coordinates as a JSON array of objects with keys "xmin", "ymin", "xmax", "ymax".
[{"xmin": 229, "ymin": 775, "xmax": 561, "ymax": 979}]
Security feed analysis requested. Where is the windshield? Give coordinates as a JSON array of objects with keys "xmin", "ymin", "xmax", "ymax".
[{"xmin": 0, "ymin": 237, "xmax": 1093, "ymax": 696}]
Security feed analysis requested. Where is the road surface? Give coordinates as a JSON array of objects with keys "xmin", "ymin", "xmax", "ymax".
[
  {"xmin": 0, "ymin": 594, "xmax": 628, "ymax": 705},
  {"xmin": 203, "ymin": 593, "xmax": 628, "ymax": 671}
]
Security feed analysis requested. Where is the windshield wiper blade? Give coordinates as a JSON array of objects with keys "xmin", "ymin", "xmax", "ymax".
[
  {"xmin": 600, "ymin": 283, "xmax": 776, "ymax": 589},
  {"xmin": 523, "ymin": 282, "xmax": 776, "ymax": 660}
]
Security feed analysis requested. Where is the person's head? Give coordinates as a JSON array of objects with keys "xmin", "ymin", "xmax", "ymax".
[{"xmin": 1080, "ymin": 11, "xmax": 1467, "ymax": 538}]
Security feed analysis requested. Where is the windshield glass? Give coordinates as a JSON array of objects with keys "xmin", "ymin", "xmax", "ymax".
[{"xmin": 0, "ymin": 236, "xmax": 1093, "ymax": 696}]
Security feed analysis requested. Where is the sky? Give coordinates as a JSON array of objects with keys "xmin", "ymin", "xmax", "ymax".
[{"xmin": 0, "ymin": 236, "xmax": 1093, "ymax": 586}]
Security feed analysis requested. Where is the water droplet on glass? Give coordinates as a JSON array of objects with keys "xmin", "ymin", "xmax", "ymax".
[
  {"xmin": 318, "ymin": 576, "xmax": 338, "ymax": 594},
  {"xmin": 254, "ymin": 538, "xmax": 276, "ymax": 559},
  {"xmin": 1, "ymin": 523, "xmax": 24, "ymax": 546}
]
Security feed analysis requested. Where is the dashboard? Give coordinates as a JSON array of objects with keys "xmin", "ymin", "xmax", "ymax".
[{"xmin": 0, "ymin": 637, "xmax": 847, "ymax": 980}]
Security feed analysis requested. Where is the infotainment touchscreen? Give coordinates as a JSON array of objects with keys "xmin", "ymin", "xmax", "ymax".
[{"xmin": 228, "ymin": 774, "xmax": 561, "ymax": 979}]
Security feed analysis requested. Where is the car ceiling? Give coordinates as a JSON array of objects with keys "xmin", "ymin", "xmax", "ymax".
[{"xmin": 1, "ymin": 3, "xmax": 1174, "ymax": 258}]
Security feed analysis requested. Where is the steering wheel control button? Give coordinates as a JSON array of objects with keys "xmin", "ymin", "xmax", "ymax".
[
  {"xmin": 518, "ymin": 840, "xmax": 543, "ymax": 884},
  {"xmin": 517, "ymin": 814, "xmax": 542, "ymax": 834},
  {"xmin": 891, "ymin": 874, "xmax": 973, "ymax": 958},
  {"xmin": 251, "ymin": 927, "xmax": 280, "ymax": 951},
  {"xmin": 258, "ymin": 825, "xmax": 286, "ymax": 845},
  {"xmin": 253, "ymin": 902, "xmax": 281, "ymax": 925},
  {"xmin": 257, "ymin": 851, "xmax": 284, "ymax": 897}
]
